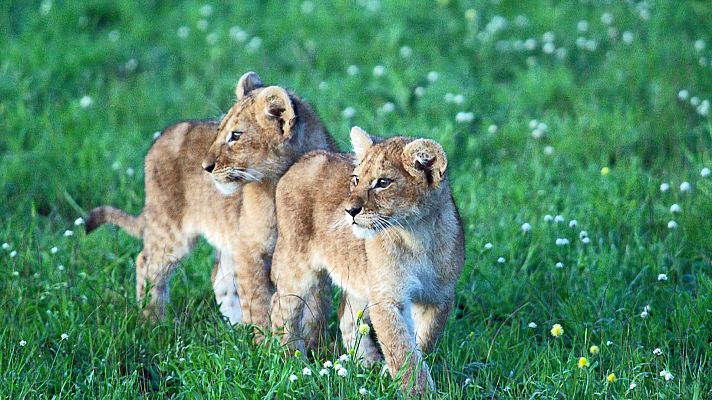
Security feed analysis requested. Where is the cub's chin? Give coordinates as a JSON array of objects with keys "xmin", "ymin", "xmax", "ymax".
[
  {"xmin": 213, "ymin": 179, "xmax": 239, "ymax": 196},
  {"xmin": 351, "ymin": 224, "xmax": 377, "ymax": 239}
]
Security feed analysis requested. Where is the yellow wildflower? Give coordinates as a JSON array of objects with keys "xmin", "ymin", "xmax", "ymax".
[
  {"xmin": 589, "ymin": 345, "xmax": 600, "ymax": 355},
  {"xmin": 607, "ymin": 373, "xmax": 616, "ymax": 382},
  {"xmin": 578, "ymin": 357, "xmax": 589, "ymax": 368},
  {"xmin": 601, "ymin": 167, "xmax": 610, "ymax": 176},
  {"xmin": 550, "ymin": 324, "xmax": 564, "ymax": 338}
]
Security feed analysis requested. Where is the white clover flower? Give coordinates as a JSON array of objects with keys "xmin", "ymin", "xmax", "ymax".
[
  {"xmin": 581, "ymin": 237, "xmax": 591, "ymax": 244},
  {"xmin": 691, "ymin": 96, "xmax": 701, "ymax": 106},
  {"xmin": 585, "ymin": 40, "xmax": 598, "ymax": 51},
  {"xmin": 61, "ymin": 333, "xmax": 69, "ymax": 340},
  {"xmin": 80, "ymin": 96, "xmax": 93, "ymax": 108},
  {"xmin": 50, "ymin": 246, "xmax": 59, "ymax": 254},
  {"xmin": 663, "ymin": 371, "xmax": 674, "ymax": 381},
  {"xmin": 528, "ymin": 119, "xmax": 539, "ymax": 130},
  {"xmin": 318, "ymin": 81, "xmax": 329, "ymax": 92},
  {"xmin": 177, "ymin": 26, "xmax": 190, "ymax": 39},
  {"xmin": 531, "ymin": 128, "xmax": 544, "ymax": 139},
  {"xmin": 542, "ymin": 42, "xmax": 555, "ymax": 54},
  {"xmin": 568, "ymin": 220, "xmax": 578, "ymax": 228},
  {"xmin": 542, "ymin": 32, "xmax": 555, "ymax": 43},
  {"xmin": 464, "ymin": 377, "xmax": 472, "ymax": 386},
  {"xmin": 554, "ymin": 215, "xmax": 564, "ymax": 223},
  {"xmin": 644, "ymin": 304, "xmax": 651, "ymax": 313},
  {"xmin": 196, "ymin": 19, "xmax": 208, "ymax": 31},
  {"xmin": 372, "ymin": 65, "xmax": 385, "ymax": 77},
  {"xmin": 64, "ymin": 230, "xmax": 74, "ymax": 237},
  {"xmin": 537, "ymin": 122, "xmax": 548, "ymax": 132},
  {"xmin": 10, "ymin": 250, "xmax": 17, "ymax": 258},
  {"xmin": 484, "ymin": 242, "xmax": 493, "ymax": 250},
  {"xmin": 346, "ymin": 65, "xmax": 359, "ymax": 76},
  {"xmin": 622, "ymin": 31, "xmax": 633, "ymax": 44},
  {"xmin": 337, "ymin": 368, "xmax": 348, "ymax": 377},
  {"xmin": 606, "ymin": 340, "xmax": 613, "ymax": 346},
  {"xmin": 289, "ymin": 373, "xmax": 298, "ymax": 382},
  {"xmin": 427, "ymin": 71, "xmax": 439, "ymax": 83},
  {"xmin": 302, "ymin": 367, "xmax": 312, "ymax": 376},
  {"xmin": 543, "ymin": 146, "xmax": 554, "ymax": 155},
  {"xmin": 108, "ymin": 30, "xmax": 119, "ymax": 42},
  {"xmin": 358, "ymin": 322, "xmax": 370, "ymax": 335},
  {"xmin": 246, "ymin": 36, "xmax": 262, "ymax": 53},
  {"xmin": 497, "ymin": 257, "xmax": 505, "ymax": 264},
  {"xmin": 40, "ymin": 0, "xmax": 52, "ymax": 15},
  {"xmin": 701, "ymin": 167, "xmax": 710, "ymax": 177},
  {"xmin": 668, "ymin": 220, "xmax": 678, "ymax": 229},
  {"xmin": 342, "ymin": 107, "xmax": 355, "ymax": 119},
  {"xmin": 653, "ymin": 348, "xmax": 663, "ymax": 356},
  {"xmin": 555, "ymin": 262, "xmax": 564, "ymax": 269},
  {"xmin": 694, "ymin": 39, "xmax": 706, "ymax": 52},
  {"xmin": 640, "ymin": 310, "xmax": 649, "ymax": 319},
  {"xmin": 153, "ymin": 131, "xmax": 161, "ymax": 140},
  {"xmin": 399, "ymin": 46, "xmax": 412, "ymax": 58},
  {"xmin": 19, "ymin": 340, "xmax": 27, "ymax": 347},
  {"xmin": 414, "ymin": 86, "xmax": 425, "ymax": 97},
  {"xmin": 453, "ymin": 94, "xmax": 464, "ymax": 105},
  {"xmin": 521, "ymin": 222, "xmax": 531, "ymax": 233},
  {"xmin": 524, "ymin": 38, "xmax": 537, "ymax": 51},
  {"xmin": 455, "ymin": 112, "xmax": 474, "ymax": 123},
  {"xmin": 555, "ymin": 47, "xmax": 568, "ymax": 59},
  {"xmin": 359, "ymin": 388, "xmax": 368, "ymax": 396},
  {"xmin": 487, "ymin": 124, "xmax": 498, "ymax": 134},
  {"xmin": 229, "ymin": 26, "xmax": 247, "ymax": 42},
  {"xmin": 657, "ymin": 273, "xmax": 668, "ymax": 281},
  {"xmin": 659, "ymin": 182, "xmax": 670, "ymax": 192},
  {"xmin": 323, "ymin": 360, "xmax": 333, "ymax": 368},
  {"xmin": 126, "ymin": 168, "xmax": 135, "ymax": 177},
  {"xmin": 444, "ymin": 93, "xmax": 454, "ymax": 103},
  {"xmin": 698, "ymin": 101, "xmax": 710, "ymax": 116},
  {"xmin": 669, "ymin": 204, "xmax": 681, "ymax": 213},
  {"xmin": 678, "ymin": 89, "xmax": 689, "ymax": 100},
  {"xmin": 601, "ymin": 12, "xmax": 613, "ymax": 25},
  {"xmin": 629, "ymin": 382, "xmax": 637, "ymax": 389},
  {"xmin": 301, "ymin": 1, "xmax": 314, "ymax": 14},
  {"xmin": 381, "ymin": 102, "xmax": 395, "ymax": 113},
  {"xmin": 544, "ymin": 214, "xmax": 554, "ymax": 222},
  {"xmin": 607, "ymin": 27, "xmax": 619, "ymax": 39},
  {"xmin": 339, "ymin": 354, "xmax": 349, "ymax": 362},
  {"xmin": 527, "ymin": 322, "xmax": 537, "ymax": 328},
  {"xmin": 577, "ymin": 20, "xmax": 589, "ymax": 32},
  {"xmin": 319, "ymin": 368, "xmax": 329, "ymax": 377},
  {"xmin": 555, "ymin": 238, "xmax": 570, "ymax": 246},
  {"xmin": 57, "ymin": 265, "xmax": 64, "ymax": 271},
  {"xmin": 200, "ymin": 4, "xmax": 213, "ymax": 17},
  {"xmin": 2, "ymin": 243, "xmax": 10, "ymax": 250}
]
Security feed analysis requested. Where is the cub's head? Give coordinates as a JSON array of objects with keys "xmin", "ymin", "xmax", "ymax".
[
  {"xmin": 202, "ymin": 71, "xmax": 300, "ymax": 195},
  {"xmin": 344, "ymin": 126, "xmax": 448, "ymax": 239}
]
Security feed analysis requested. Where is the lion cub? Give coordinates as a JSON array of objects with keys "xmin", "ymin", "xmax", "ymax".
[
  {"xmin": 271, "ymin": 127, "xmax": 464, "ymax": 394},
  {"xmin": 86, "ymin": 72, "xmax": 333, "ymax": 329}
]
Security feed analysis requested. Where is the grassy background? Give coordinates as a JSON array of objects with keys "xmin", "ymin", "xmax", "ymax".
[{"xmin": 2, "ymin": 0, "xmax": 712, "ymax": 398}]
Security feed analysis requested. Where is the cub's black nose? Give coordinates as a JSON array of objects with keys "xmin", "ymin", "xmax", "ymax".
[
  {"xmin": 203, "ymin": 162, "xmax": 215, "ymax": 173},
  {"xmin": 346, "ymin": 206, "xmax": 362, "ymax": 218}
]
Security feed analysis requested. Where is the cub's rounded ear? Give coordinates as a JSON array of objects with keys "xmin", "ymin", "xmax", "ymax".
[
  {"xmin": 350, "ymin": 126, "xmax": 373, "ymax": 163},
  {"xmin": 258, "ymin": 86, "xmax": 297, "ymax": 137},
  {"xmin": 402, "ymin": 139, "xmax": 448, "ymax": 187},
  {"xmin": 235, "ymin": 71, "xmax": 264, "ymax": 99}
]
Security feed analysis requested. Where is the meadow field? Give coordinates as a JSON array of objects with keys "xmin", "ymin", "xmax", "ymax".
[{"xmin": 2, "ymin": 0, "xmax": 711, "ymax": 398}]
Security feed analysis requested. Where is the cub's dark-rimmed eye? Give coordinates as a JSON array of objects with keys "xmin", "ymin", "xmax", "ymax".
[
  {"xmin": 351, "ymin": 175, "xmax": 360, "ymax": 186},
  {"xmin": 226, "ymin": 130, "xmax": 243, "ymax": 143},
  {"xmin": 375, "ymin": 178, "xmax": 393, "ymax": 189}
]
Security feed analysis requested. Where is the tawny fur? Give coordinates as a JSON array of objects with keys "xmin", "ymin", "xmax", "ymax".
[
  {"xmin": 270, "ymin": 127, "xmax": 465, "ymax": 395},
  {"xmin": 86, "ymin": 72, "xmax": 334, "ymax": 337}
]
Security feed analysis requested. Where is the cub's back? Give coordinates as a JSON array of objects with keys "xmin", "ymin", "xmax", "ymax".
[{"xmin": 275, "ymin": 150, "xmax": 354, "ymax": 240}]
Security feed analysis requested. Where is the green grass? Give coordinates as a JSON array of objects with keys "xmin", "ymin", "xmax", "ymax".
[{"xmin": 2, "ymin": 0, "xmax": 712, "ymax": 398}]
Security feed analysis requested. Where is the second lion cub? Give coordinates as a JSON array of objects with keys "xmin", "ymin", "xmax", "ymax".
[{"xmin": 271, "ymin": 127, "xmax": 464, "ymax": 394}]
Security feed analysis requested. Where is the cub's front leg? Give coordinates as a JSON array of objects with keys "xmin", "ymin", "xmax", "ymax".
[
  {"xmin": 369, "ymin": 295, "xmax": 434, "ymax": 395},
  {"xmin": 232, "ymin": 245, "xmax": 273, "ymax": 331}
]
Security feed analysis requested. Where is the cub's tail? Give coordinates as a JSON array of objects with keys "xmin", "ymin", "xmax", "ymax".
[{"xmin": 85, "ymin": 206, "xmax": 144, "ymax": 238}]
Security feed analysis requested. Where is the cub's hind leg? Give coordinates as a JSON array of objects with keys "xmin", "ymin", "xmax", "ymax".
[
  {"xmin": 411, "ymin": 300, "xmax": 453, "ymax": 354},
  {"xmin": 211, "ymin": 251, "xmax": 242, "ymax": 325},
  {"xmin": 270, "ymin": 250, "xmax": 320, "ymax": 354},
  {"xmin": 136, "ymin": 219, "xmax": 196, "ymax": 321}
]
